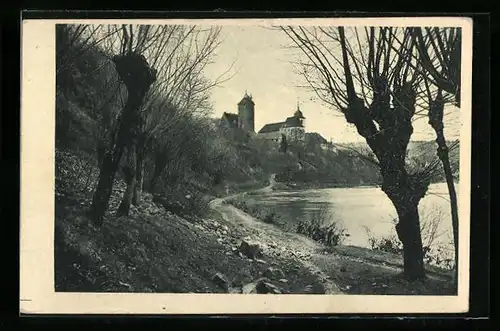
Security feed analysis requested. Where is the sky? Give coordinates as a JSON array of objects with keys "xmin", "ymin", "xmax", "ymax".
[{"xmin": 203, "ymin": 25, "xmax": 461, "ymax": 144}]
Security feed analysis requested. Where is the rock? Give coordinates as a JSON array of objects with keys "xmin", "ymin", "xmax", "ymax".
[
  {"xmin": 211, "ymin": 273, "xmax": 230, "ymax": 292},
  {"xmin": 242, "ymin": 278, "xmax": 282, "ymax": 294},
  {"xmin": 278, "ymin": 278, "xmax": 288, "ymax": 283},
  {"xmin": 238, "ymin": 239, "xmax": 262, "ymax": 259},
  {"xmin": 242, "ymin": 283, "xmax": 256, "ymax": 294},
  {"xmin": 228, "ymin": 287, "xmax": 242, "ymax": 294},
  {"xmin": 262, "ymin": 267, "xmax": 285, "ymax": 279},
  {"xmin": 340, "ymin": 266, "xmax": 346, "ymax": 272}
]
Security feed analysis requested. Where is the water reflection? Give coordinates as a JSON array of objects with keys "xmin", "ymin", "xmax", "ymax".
[{"xmin": 246, "ymin": 183, "xmax": 458, "ymax": 257}]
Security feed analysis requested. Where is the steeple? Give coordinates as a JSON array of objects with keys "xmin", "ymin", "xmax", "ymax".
[{"xmin": 294, "ymin": 99, "xmax": 305, "ymax": 119}]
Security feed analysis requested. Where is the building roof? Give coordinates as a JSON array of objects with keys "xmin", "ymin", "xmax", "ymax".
[
  {"xmin": 258, "ymin": 122, "xmax": 285, "ymax": 133},
  {"xmin": 305, "ymin": 132, "xmax": 328, "ymax": 144},
  {"xmin": 283, "ymin": 116, "xmax": 304, "ymax": 128},
  {"xmin": 222, "ymin": 112, "xmax": 238, "ymax": 123}
]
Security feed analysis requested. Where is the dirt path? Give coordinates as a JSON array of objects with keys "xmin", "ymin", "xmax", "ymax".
[
  {"xmin": 209, "ymin": 176, "xmax": 343, "ymax": 294},
  {"xmin": 208, "ymin": 175, "xmax": 454, "ymax": 295}
]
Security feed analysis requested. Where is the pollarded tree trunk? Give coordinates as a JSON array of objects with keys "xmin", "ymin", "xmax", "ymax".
[
  {"xmin": 91, "ymin": 53, "xmax": 156, "ymax": 226},
  {"xmin": 91, "ymin": 97, "xmax": 139, "ymax": 225},
  {"xmin": 393, "ymin": 193, "xmax": 426, "ymax": 280},
  {"xmin": 379, "ymin": 150, "xmax": 429, "ymax": 280}
]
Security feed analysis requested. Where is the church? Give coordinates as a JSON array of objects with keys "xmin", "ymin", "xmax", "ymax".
[
  {"xmin": 220, "ymin": 92, "xmax": 312, "ymax": 144},
  {"xmin": 257, "ymin": 103, "xmax": 306, "ymax": 143},
  {"xmin": 221, "ymin": 92, "xmax": 331, "ymax": 148}
]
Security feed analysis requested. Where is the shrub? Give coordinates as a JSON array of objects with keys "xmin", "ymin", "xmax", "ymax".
[
  {"xmin": 296, "ymin": 205, "xmax": 347, "ymax": 247},
  {"xmin": 226, "ymin": 198, "xmax": 281, "ymax": 225},
  {"xmin": 363, "ymin": 204, "xmax": 455, "ymax": 270}
]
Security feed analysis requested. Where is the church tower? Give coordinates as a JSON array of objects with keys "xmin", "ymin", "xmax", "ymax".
[{"xmin": 237, "ymin": 91, "xmax": 255, "ymax": 133}]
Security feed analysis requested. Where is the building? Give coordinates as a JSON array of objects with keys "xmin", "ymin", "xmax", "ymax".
[
  {"xmin": 257, "ymin": 103, "xmax": 306, "ymax": 143},
  {"xmin": 304, "ymin": 132, "xmax": 335, "ymax": 151},
  {"xmin": 220, "ymin": 91, "xmax": 255, "ymax": 133},
  {"xmin": 219, "ymin": 93, "xmax": 333, "ymax": 150}
]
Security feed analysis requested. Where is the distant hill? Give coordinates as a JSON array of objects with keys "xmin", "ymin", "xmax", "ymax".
[{"xmin": 334, "ymin": 139, "xmax": 460, "ymax": 183}]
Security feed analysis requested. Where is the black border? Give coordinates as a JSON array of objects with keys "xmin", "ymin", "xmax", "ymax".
[{"xmin": 1, "ymin": 9, "xmax": 491, "ymax": 329}]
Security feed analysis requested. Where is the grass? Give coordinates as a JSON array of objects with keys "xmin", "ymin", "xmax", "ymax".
[
  {"xmin": 55, "ymin": 148, "xmax": 456, "ymax": 296},
  {"xmin": 225, "ymin": 198, "xmax": 283, "ymax": 226},
  {"xmin": 55, "ymin": 149, "xmax": 325, "ymax": 294},
  {"xmin": 318, "ymin": 245, "xmax": 455, "ymax": 295},
  {"xmin": 55, "ymin": 188, "xmax": 330, "ymax": 293}
]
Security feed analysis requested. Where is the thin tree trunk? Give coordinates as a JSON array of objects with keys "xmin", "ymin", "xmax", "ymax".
[
  {"xmin": 132, "ymin": 148, "xmax": 145, "ymax": 205},
  {"xmin": 150, "ymin": 151, "xmax": 168, "ymax": 193},
  {"xmin": 117, "ymin": 144, "xmax": 137, "ymax": 216},
  {"xmin": 435, "ymin": 134, "xmax": 459, "ymax": 283},
  {"xmin": 91, "ymin": 150, "xmax": 122, "ymax": 226},
  {"xmin": 429, "ymin": 90, "xmax": 459, "ymax": 286}
]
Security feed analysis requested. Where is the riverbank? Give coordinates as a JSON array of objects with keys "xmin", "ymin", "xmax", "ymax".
[
  {"xmin": 271, "ymin": 180, "xmax": 379, "ymax": 191},
  {"xmin": 55, "ymin": 167, "xmax": 455, "ymax": 295},
  {"xmin": 55, "ymin": 169, "xmax": 326, "ymax": 294}
]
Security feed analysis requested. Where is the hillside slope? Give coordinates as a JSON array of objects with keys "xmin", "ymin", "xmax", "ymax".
[{"xmin": 56, "ymin": 150, "xmax": 455, "ymax": 295}]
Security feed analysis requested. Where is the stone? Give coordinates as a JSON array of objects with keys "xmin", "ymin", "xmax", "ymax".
[
  {"xmin": 242, "ymin": 278, "xmax": 282, "ymax": 294},
  {"xmin": 262, "ymin": 267, "xmax": 285, "ymax": 279},
  {"xmin": 238, "ymin": 239, "xmax": 262, "ymax": 259},
  {"xmin": 242, "ymin": 282, "xmax": 257, "ymax": 294},
  {"xmin": 211, "ymin": 272, "xmax": 230, "ymax": 292},
  {"xmin": 255, "ymin": 278, "xmax": 282, "ymax": 294}
]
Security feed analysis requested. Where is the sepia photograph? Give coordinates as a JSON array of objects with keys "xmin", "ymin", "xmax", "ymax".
[{"xmin": 20, "ymin": 17, "xmax": 472, "ymax": 314}]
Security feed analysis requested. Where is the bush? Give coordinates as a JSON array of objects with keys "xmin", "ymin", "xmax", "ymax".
[
  {"xmin": 226, "ymin": 198, "xmax": 281, "ymax": 225},
  {"xmin": 363, "ymin": 204, "xmax": 455, "ymax": 270},
  {"xmin": 296, "ymin": 205, "xmax": 347, "ymax": 247}
]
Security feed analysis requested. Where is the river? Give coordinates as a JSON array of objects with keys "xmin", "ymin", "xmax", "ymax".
[{"xmin": 244, "ymin": 182, "xmax": 458, "ymax": 267}]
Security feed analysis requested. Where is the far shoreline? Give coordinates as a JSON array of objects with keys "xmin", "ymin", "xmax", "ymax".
[{"xmin": 270, "ymin": 180, "xmax": 459, "ymax": 192}]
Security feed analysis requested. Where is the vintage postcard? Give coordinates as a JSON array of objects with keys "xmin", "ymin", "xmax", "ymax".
[{"xmin": 20, "ymin": 16, "xmax": 472, "ymax": 314}]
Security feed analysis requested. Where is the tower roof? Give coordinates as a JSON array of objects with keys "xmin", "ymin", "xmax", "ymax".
[
  {"xmin": 294, "ymin": 101, "xmax": 305, "ymax": 119},
  {"xmin": 238, "ymin": 91, "xmax": 255, "ymax": 106}
]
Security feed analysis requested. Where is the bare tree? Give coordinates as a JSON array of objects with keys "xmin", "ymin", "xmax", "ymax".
[
  {"xmin": 420, "ymin": 64, "xmax": 460, "ymax": 283},
  {"xmin": 82, "ymin": 24, "xmax": 228, "ymax": 222},
  {"xmin": 282, "ymin": 26, "xmax": 431, "ymax": 280},
  {"xmin": 89, "ymin": 24, "xmax": 159, "ymax": 225},
  {"xmin": 396, "ymin": 27, "xmax": 461, "ymax": 281},
  {"xmin": 133, "ymin": 26, "xmax": 229, "ymax": 202},
  {"xmin": 413, "ymin": 27, "xmax": 461, "ymax": 107}
]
